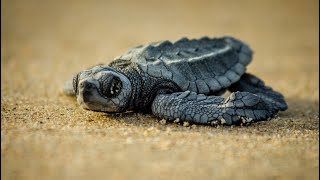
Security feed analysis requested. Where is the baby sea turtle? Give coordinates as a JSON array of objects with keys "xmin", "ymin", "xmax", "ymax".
[{"xmin": 64, "ymin": 36, "xmax": 287, "ymax": 125}]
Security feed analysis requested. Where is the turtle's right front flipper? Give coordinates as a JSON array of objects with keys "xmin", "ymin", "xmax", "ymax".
[{"xmin": 151, "ymin": 91, "xmax": 276, "ymax": 126}]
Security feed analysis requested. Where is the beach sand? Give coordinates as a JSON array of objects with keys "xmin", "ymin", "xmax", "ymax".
[{"xmin": 1, "ymin": 0, "xmax": 319, "ymax": 179}]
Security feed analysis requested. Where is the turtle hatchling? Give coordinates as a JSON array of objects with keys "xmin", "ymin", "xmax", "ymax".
[{"xmin": 64, "ymin": 36, "xmax": 288, "ymax": 126}]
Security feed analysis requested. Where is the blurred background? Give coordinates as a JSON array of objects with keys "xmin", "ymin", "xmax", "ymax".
[
  {"xmin": 1, "ymin": 0, "xmax": 318, "ymax": 100},
  {"xmin": 1, "ymin": 0, "xmax": 319, "ymax": 180}
]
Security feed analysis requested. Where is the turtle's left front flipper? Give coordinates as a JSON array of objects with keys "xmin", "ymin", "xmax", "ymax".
[
  {"xmin": 228, "ymin": 73, "xmax": 288, "ymax": 112},
  {"xmin": 151, "ymin": 91, "xmax": 276, "ymax": 125},
  {"xmin": 64, "ymin": 79, "xmax": 76, "ymax": 96}
]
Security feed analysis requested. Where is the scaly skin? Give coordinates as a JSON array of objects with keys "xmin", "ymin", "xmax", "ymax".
[
  {"xmin": 151, "ymin": 91, "xmax": 275, "ymax": 125},
  {"xmin": 109, "ymin": 60, "xmax": 181, "ymax": 113},
  {"xmin": 110, "ymin": 60, "xmax": 285, "ymax": 125},
  {"xmin": 228, "ymin": 73, "xmax": 288, "ymax": 111}
]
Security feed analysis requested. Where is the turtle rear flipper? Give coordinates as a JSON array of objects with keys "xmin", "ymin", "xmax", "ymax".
[
  {"xmin": 228, "ymin": 73, "xmax": 288, "ymax": 112},
  {"xmin": 151, "ymin": 91, "xmax": 277, "ymax": 126}
]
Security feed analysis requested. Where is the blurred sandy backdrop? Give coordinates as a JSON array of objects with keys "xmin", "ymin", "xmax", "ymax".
[{"xmin": 1, "ymin": 0, "xmax": 319, "ymax": 180}]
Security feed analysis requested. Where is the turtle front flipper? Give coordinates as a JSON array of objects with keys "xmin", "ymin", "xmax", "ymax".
[
  {"xmin": 151, "ymin": 91, "xmax": 277, "ymax": 126},
  {"xmin": 228, "ymin": 73, "xmax": 288, "ymax": 112},
  {"xmin": 64, "ymin": 79, "xmax": 76, "ymax": 96}
]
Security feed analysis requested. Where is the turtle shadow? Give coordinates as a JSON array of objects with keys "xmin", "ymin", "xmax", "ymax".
[
  {"xmin": 245, "ymin": 97, "xmax": 319, "ymax": 131},
  {"xmin": 279, "ymin": 97, "xmax": 318, "ymax": 118}
]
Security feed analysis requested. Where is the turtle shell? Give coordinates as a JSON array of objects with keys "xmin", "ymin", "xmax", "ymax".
[{"xmin": 115, "ymin": 36, "xmax": 253, "ymax": 95}]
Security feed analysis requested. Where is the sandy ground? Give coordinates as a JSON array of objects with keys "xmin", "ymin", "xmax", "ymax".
[{"xmin": 1, "ymin": 0, "xmax": 319, "ymax": 179}]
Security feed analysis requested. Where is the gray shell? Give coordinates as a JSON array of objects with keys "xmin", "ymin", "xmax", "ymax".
[{"xmin": 116, "ymin": 36, "xmax": 253, "ymax": 95}]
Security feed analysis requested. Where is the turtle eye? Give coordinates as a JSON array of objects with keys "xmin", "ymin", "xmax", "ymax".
[
  {"xmin": 101, "ymin": 76, "xmax": 122, "ymax": 98},
  {"xmin": 73, "ymin": 73, "xmax": 79, "ymax": 94}
]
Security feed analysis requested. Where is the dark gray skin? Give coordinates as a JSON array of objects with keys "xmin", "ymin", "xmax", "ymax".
[{"xmin": 64, "ymin": 36, "xmax": 288, "ymax": 126}]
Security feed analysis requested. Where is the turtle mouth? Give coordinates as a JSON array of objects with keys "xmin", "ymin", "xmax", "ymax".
[
  {"xmin": 79, "ymin": 101, "xmax": 100, "ymax": 111},
  {"xmin": 77, "ymin": 81, "xmax": 120, "ymax": 112},
  {"xmin": 77, "ymin": 87, "xmax": 107, "ymax": 111},
  {"xmin": 78, "ymin": 82, "xmax": 98, "ymax": 103}
]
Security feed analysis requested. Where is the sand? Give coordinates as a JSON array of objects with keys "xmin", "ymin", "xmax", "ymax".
[{"xmin": 1, "ymin": 0, "xmax": 319, "ymax": 179}]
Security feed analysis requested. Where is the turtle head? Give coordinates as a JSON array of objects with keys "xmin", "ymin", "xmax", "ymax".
[{"xmin": 68, "ymin": 65, "xmax": 132, "ymax": 113}]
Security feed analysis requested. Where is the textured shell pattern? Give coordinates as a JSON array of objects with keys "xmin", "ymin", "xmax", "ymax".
[{"xmin": 115, "ymin": 36, "xmax": 253, "ymax": 95}]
